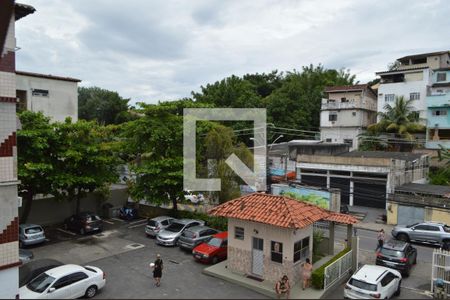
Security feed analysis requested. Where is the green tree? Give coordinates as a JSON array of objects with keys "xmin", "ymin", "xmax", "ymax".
[
  {"xmin": 78, "ymin": 86, "xmax": 134, "ymax": 125},
  {"xmin": 51, "ymin": 119, "xmax": 120, "ymax": 214},
  {"xmin": 17, "ymin": 111, "xmax": 58, "ymax": 223}
]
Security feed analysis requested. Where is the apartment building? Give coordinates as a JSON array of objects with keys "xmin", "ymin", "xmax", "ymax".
[
  {"xmin": 376, "ymin": 51, "xmax": 450, "ymax": 123},
  {"xmin": 426, "ymin": 68, "xmax": 450, "ymax": 149},
  {"xmin": 0, "ymin": 2, "xmax": 35, "ymax": 298},
  {"xmin": 320, "ymin": 84, "xmax": 378, "ymax": 150}
]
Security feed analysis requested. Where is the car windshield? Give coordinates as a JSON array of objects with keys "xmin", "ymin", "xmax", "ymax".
[
  {"xmin": 26, "ymin": 273, "xmax": 55, "ymax": 293},
  {"xmin": 85, "ymin": 215, "xmax": 100, "ymax": 222},
  {"xmin": 25, "ymin": 227, "xmax": 42, "ymax": 234},
  {"xmin": 166, "ymin": 223, "xmax": 184, "ymax": 232},
  {"xmin": 349, "ymin": 278, "xmax": 377, "ymax": 291},
  {"xmin": 207, "ymin": 238, "xmax": 222, "ymax": 247},
  {"xmin": 381, "ymin": 248, "xmax": 404, "ymax": 258},
  {"xmin": 148, "ymin": 220, "xmax": 157, "ymax": 226}
]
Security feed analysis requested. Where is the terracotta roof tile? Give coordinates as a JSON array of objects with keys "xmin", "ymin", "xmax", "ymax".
[{"xmin": 209, "ymin": 193, "xmax": 358, "ymax": 229}]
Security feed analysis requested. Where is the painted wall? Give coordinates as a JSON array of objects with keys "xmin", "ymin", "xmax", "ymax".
[
  {"xmin": 320, "ymin": 109, "xmax": 375, "ymax": 128},
  {"xmin": 320, "ymin": 127, "xmax": 363, "ymax": 151},
  {"xmin": 16, "ymin": 74, "xmax": 78, "ymax": 122},
  {"xmin": 227, "ymin": 218, "xmax": 312, "ymax": 284},
  {"xmin": 271, "ymin": 183, "xmax": 331, "ymax": 210}
]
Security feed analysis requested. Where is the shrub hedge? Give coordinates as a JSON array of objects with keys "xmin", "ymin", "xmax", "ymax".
[
  {"xmin": 169, "ymin": 210, "xmax": 228, "ymax": 232},
  {"xmin": 311, "ymin": 247, "xmax": 351, "ymax": 289}
]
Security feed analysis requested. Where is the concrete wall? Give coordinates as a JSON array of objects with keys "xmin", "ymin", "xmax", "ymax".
[
  {"xmin": 227, "ymin": 218, "xmax": 312, "ymax": 285},
  {"xmin": 320, "ymin": 127, "xmax": 363, "ymax": 150},
  {"xmin": 20, "ymin": 186, "xmax": 128, "ymax": 225},
  {"xmin": 16, "ymin": 74, "xmax": 78, "ymax": 122},
  {"xmin": 320, "ymin": 110, "xmax": 375, "ymax": 128},
  {"xmin": 387, "ymin": 202, "xmax": 450, "ymax": 225}
]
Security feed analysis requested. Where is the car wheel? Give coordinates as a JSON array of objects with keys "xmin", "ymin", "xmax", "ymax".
[
  {"xmin": 80, "ymin": 228, "xmax": 85, "ymax": 235},
  {"xmin": 85, "ymin": 285, "xmax": 97, "ymax": 298},
  {"xmin": 443, "ymin": 241, "xmax": 450, "ymax": 250},
  {"xmin": 395, "ymin": 280, "xmax": 401, "ymax": 296},
  {"xmin": 397, "ymin": 233, "xmax": 409, "ymax": 242},
  {"xmin": 212, "ymin": 256, "xmax": 219, "ymax": 264},
  {"xmin": 403, "ymin": 267, "xmax": 410, "ymax": 277}
]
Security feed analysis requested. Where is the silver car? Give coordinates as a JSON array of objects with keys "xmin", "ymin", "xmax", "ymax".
[
  {"xmin": 19, "ymin": 224, "xmax": 46, "ymax": 247},
  {"xmin": 178, "ymin": 226, "xmax": 219, "ymax": 251},
  {"xmin": 19, "ymin": 249, "xmax": 34, "ymax": 264},
  {"xmin": 145, "ymin": 216, "xmax": 175, "ymax": 237},
  {"xmin": 392, "ymin": 222, "xmax": 450, "ymax": 248},
  {"xmin": 156, "ymin": 219, "xmax": 205, "ymax": 247}
]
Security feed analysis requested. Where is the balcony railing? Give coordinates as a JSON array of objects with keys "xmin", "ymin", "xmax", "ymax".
[
  {"xmin": 426, "ymin": 93, "xmax": 450, "ymax": 108},
  {"xmin": 321, "ymin": 100, "xmax": 377, "ymax": 111}
]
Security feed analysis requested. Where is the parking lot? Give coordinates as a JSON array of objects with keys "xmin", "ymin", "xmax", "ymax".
[{"xmin": 27, "ymin": 218, "xmax": 266, "ymax": 299}]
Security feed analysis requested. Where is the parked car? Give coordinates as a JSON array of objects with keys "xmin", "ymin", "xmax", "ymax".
[
  {"xmin": 19, "ymin": 224, "xmax": 46, "ymax": 248},
  {"xmin": 376, "ymin": 239, "xmax": 417, "ymax": 276},
  {"xmin": 145, "ymin": 216, "xmax": 175, "ymax": 238},
  {"xmin": 19, "ymin": 249, "xmax": 34, "ymax": 264},
  {"xmin": 19, "ymin": 259, "xmax": 63, "ymax": 288},
  {"xmin": 178, "ymin": 226, "xmax": 218, "ymax": 251},
  {"xmin": 183, "ymin": 190, "xmax": 205, "ymax": 204},
  {"xmin": 192, "ymin": 231, "xmax": 228, "ymax": 264},
  {"xmin": 118, "ymin": 203, "xmax": 138, "ymax": 221},
  {"xmin": 344, "ymin": 265, "xmax": 402, "ymax": 299},
  {"xmin": 20, "ymin": 264, "xmax": 106, "ymax": 299},
  {"xmin": 64, "ymin": 212, "xmax": 103, "ymax": 235},
  {"xmin": 392, "ymin": 222, "xmax": 450, "ymax": 248},
  {"xmin": 156, "ymin": 219, "xmax": 205, "ymax": 246}
]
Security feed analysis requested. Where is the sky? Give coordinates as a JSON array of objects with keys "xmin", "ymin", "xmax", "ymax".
[{"xmin": 15, "ymin": 0, "xmax": 450, "ymax": 105}]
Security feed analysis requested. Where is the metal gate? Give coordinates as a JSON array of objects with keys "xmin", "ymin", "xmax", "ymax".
[
  {"xmin": 324, "ymin": 249, "xmax": 353, "ymax": 290},
  {"xmin": 398, "ymin": 205, "xmax": 424, "ymax": 226},
  {"xmin": 432, "ymin": 248, "xmax": 450, "ymax": 296},
  {"xmin": 252, "ymin": 237, "xmax": 264, "ymax": 277}
]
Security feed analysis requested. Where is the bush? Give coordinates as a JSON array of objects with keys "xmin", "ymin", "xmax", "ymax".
[
  {"xmin": 311, "ymin": 247, "xmax": 351, "ymax": 289},
  {"xmin": 169, "ymin": 210, "xmax": 228, "ymax": 232}
]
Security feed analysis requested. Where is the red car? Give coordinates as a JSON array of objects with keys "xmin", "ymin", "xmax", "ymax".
[{"xmin": 192, "ymin": 231, "xmax": 228, "ymax": 264}]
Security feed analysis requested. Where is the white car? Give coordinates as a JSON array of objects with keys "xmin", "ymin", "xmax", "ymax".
[
  {"xmin": 20, "ymin": 264, "xmax": 106, "ymax": 299},
  {"xmin": 344, "ymin": 265, "xmax": 402, "ymax": 299},
  {"xmin": 183, "ymin": 191, "xmax": 205, "ymax": 204}
]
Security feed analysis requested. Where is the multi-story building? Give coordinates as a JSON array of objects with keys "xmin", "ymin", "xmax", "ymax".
[
  {"xmin": 320, "ymin": 84, "xmax": 378, "ymax": 150},
  {"xmin": 0, "ymin": 1, "xmax": 35, "ymax": 298},
  {"xmin": 16, "ymin": 70, "xmax": 81, "ymax": 121},
  {"xmin": 426, "ymin": 68, "xmax": 450, "ymax": 149},
  {"xmin": 376, "ymin": 51, "xmax": 450, "ymax": 123}
]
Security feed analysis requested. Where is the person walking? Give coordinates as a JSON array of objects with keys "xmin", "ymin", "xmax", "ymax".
[
  {"xmin": 302, "ymin": 258, "xmax": 313, "ymax": 290},
  {"xmin": 376, "ymin": 229, "xmax": 385, "ymax": 252},
  {"xmin": 152, "ymin": 253, "xmax": 163, "ymax": 287},
  {"xmin": 275, "ymin": 275, "xmax": 290, "ymax": 299}
]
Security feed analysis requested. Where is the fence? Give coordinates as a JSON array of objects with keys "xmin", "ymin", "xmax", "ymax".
[
  {"xmin": 432, "ymin": 248, "xmax": 450, "ymax": 296},
  {"xmin": 324, "ymin": 249, "xmax": 353, "ymax": 290}
]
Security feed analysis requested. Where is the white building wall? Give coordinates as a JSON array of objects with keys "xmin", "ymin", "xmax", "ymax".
[
  {"xmin": 16, "ymin": 74, "xmax": 78, "ymax": 121},
  {"xmin": 0, "ymin": 267, "xmax": 19, "ymax": 299},
  {"xmin": 320, "ymin": 127, "xmax": 362, "ymax": 150},
  {"xmin": 377, "ymin": 69, "xmax": 430, "ymax": 122}
]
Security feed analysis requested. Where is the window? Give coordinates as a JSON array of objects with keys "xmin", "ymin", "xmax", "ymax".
[
  {"xmin": 221, "ymin": 239, "xmax": 228, "ymax": 247},
  {"xmin": 432, "ymin": 110, "xmax": 448, "ymax": 116},
  {"xmin": 414, "ymin": 225, "xmax": 429, "ymax": 231},
  {"xmin": 427, "ymin": 226, "xmax": 440, "ymax": 232},
  {"xmin": 293, "ymin": 237, "xmax": 310, "ymax": 263},
  {"xmin": 235, "ymin": 227, "xmax": 244, "ymax": 240},
  {"xmin": 341, "ymin": 97, "xmax": 348, "ymax": 103},
  {"xmin": 329, "ymin": 113, "xmax": 337, "ymax": 121},
  {"xmin": 325, "ymin": 138, "xmax": 332, "ymax": 143},
  {"xmin": 31, "ymin": 89, "xmax": 49, "ymax": 97},
  {"xmin": 385, "ymin": 94, "xmax": 395, "ymax": 102},
  {"xmin": 271, "ymin": 241, "xmax": 283, "ymax": 263},
  {"xmin": 409, "ymin": 92, "xmax": 420, "ymax": 100},
  {"xmin": 161, "ymin": 220, "xmax": 169, "ymax": 226},
  {"xmin": 380, "ymin": 272, "xmax": 397, "ymax": 287},
  {"xmin": 437, "ymin": 72, "xmax": 447, "ymax": 82},
  {"xmin": 352, "ymin": 111, "xmax": 356, "ymax": 116},
  {"xmin": 344, "ymin": 139, "xmax": 353, "ymax": 148},
  {"xmin": 349, "ymin": 278, "xmax": 377, "ymax": 291}
]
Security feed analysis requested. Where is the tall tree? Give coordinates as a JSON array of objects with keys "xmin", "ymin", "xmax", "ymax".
[
  {"xmin": 17, "ymin": 111, "xmax": 58, "ymax": 223},
  {"xmin": 78, "ymin": 86, "xmax": 134, "ymax": 125},
  {"xmin": 51, "ymin": 119, "xmax": 120, "ymax": 214}
]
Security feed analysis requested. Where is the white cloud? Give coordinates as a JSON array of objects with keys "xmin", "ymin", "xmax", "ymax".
[{"xmin": 15, "ymin": 0, "xmax": 450, "ymax": 104}]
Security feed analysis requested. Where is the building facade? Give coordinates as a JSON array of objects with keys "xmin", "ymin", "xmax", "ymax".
[
  {"xmin": 0, "ymin": 2, "xmax": 34, "ymax": 298},
  {"xmin": 426, "ymin": 68, "xmax": 450, "ymax": 149},
  {"xmin": 376, "ymin": 51, "xmax": 450, "ymax": 124},
  {"xmin": 16, "ymin": 70, "xmax": 80, "ymax": 122},
  {"xmin": 320, "ymin": 84, "xmax": 377, "ymax": 150}
]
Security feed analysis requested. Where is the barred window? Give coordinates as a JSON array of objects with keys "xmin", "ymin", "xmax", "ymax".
[
  {"xmin": 271, "ymin": 241, "xmax": 283, "ymax": 263},
  {"xmin": 294, "ymin": 237, "xmax": 310, "ymax": 263},
  {"xmin": 234, "ymin": 227, "xmax": 244, "ymax": 240}
]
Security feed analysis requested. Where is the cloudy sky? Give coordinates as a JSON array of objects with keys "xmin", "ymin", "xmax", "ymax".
[{"xmin": 15, "ymin": 0, "xmax": 450, "ymax": 104}]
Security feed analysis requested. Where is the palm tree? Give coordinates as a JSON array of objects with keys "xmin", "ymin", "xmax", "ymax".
[{"xmin": 368, "ymin": 96, "xmax": 425, "ymax": 140}]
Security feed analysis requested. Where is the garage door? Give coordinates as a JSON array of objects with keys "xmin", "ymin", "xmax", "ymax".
[
  {"xmin": 300, "ymin": 175, "xmax": 327, "ymax": 189},
  {"xmin": 330, "ymin": 177, "xmax": 350, "ymax": 205},
  {"xmin": 353, "ymin": 181, "xmax": 386, "ymax": 208},
  {"xmin": 397, "ymin": 205, "xmax": 424, "ymax": 226}
]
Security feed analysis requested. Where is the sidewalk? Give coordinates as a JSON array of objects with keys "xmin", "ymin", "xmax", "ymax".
[{"xmin": 349, "ymin": 205, "xmax": 394, "ymax": 233}]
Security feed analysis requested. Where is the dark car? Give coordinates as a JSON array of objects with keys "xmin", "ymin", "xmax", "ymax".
[
  {"xmin": 376, "ymin": 239, "xmax": 417, "ymax": 276},
  {"xmin": 19, "ymin": 259, "xmax": 63, "ymax": 287},
  {"xmin": 64, "ymin": 212, "xmax": 103, "ymax": 235}
]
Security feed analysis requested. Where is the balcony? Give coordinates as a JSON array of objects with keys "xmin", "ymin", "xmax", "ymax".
[
  {"xmin": 426, "ymin": 93, "xmax": 450, "ymax": 108},
  {"xmin": 321, "ymin": 99, "xmax": 377, "ymax": 111}
]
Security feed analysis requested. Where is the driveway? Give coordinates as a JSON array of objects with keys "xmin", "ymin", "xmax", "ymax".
[{"xmin": 29, "ymin": 218, "xmax": 266, "ymax": 299}]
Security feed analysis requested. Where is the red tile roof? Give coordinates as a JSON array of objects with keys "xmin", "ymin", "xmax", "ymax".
[{"xmin": 209, "ymin": 193, "xmax": 358, "ymax": 229}]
